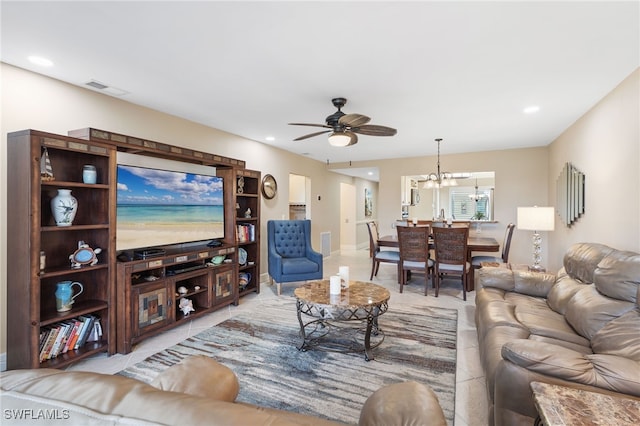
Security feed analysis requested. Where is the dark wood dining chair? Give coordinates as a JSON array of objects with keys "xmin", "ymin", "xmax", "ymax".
[
  {"xmin": 396, "ymin": 225, "xmax": 433, "ymax": 295},
  {"xmin": 432, "ymin": 226, "xmax": 470, "ymax": 300},
  {"xmin": 470, "ymin": 223, "xmax": 515, "ymax": 287},
  {"xmin": 472, "ymin": 222, "xmax": 515, "ymax": 265},
  {"xmin": 367, "ymin": 221, "xmax": 400, "ymax": 280}
]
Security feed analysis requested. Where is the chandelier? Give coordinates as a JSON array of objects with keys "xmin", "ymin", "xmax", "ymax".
[
  {"xmin": 423, "ymin": 138, "xmax": 458, "ymax": 189},
  {"xmin": 469, "ymin": 179, "xmax": 488, "ymax": 201}
]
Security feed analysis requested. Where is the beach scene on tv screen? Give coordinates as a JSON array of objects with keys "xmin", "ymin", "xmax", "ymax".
[{"xmin": 116, "ymin": 165, "xmax": 224, "ymax": 250}]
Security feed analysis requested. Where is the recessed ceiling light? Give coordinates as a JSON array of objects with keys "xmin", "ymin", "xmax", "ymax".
[
  {"xmin": 265, "ymin": 136, "xmax": 275, "ymax": 141},
  {"xmin": 28, "ymin": 56, "xmax": 53, "ymax": 67},
  {"xmin": 523, "ymin": 105, "xmax": 540, "ymax": 114},
  {"xmin": 368, "ymin": 171, "xmax": 374, "ymax": 176}
]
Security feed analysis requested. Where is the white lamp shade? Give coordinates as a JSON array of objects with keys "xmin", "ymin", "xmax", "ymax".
[
  {"xmin": 328, "ymin": 132, "xmax": 351, "ymax": 147},
  {"xmin": 517, "ymin": 206, "xmax": 555, "ymax": 231}
]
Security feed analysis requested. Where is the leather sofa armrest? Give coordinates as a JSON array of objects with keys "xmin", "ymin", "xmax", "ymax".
[
  {"xmin": 501, "ymin": 340, "xmax": 640, "ymax": 396},
  {"xmin": 150, "ymin": 355, "xmax": 240, "ymax": 402},
  {"xmin": 478, "ymin": 267, "xmax": 555, "ymax": 297},
  {"xmin": 358, "ymin": 381, "xmax": 447, "ymax": 426},
  {"xmin": 478, "ymin": 267, "xmax": 514, "ymax": 291}
]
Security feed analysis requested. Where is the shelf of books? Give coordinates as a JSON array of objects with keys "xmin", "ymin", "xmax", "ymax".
[{"xmin": 39, "ymin": 314, "xmax": 104, "ymax": 365}]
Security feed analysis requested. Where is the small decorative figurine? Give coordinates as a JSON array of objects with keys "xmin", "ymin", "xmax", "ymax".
[
  {"xmin": 237, "ymin": 176, "xmax": 245, "ymax": 194},
  {"xmin": 69, "ymin": 240, "xmax": 102, "ymax": 269},
  {"xmin": 179, "ymin": 297, "xmax": 195, "ymax": 316},
  {"xmin": 40, "ymin": 147, "xmax": 55, "ymax": 181},
  {"xmin": 244, "ymin": 208, "xmax": 252, "ymax": 218}
]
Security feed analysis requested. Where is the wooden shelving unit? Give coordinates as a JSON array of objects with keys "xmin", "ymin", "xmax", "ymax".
[
  {"xmin": 6, "ymin": 130, "xmax": 116, "ymax": 369},
  {"xmin": 6, "ymin": 127, "xmax": 262, "ymax": 364},
  {"xmin": 219, "ymin": 168, "xmax": 261, "ymax": 297}
]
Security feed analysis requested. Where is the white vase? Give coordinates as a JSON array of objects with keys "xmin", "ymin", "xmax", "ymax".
[{"xmin": 51, "ymin": 189, "xmax": 78, "ymax": 226}]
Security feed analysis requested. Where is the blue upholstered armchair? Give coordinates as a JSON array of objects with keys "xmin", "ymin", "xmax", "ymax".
[{"xmin": 267, "ymin": 220, "xmax": 323, "ymax": 295}]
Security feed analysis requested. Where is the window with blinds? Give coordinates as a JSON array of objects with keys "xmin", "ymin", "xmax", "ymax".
[{"xmin": 450, "ymin": 187, "xmax": 491, "ymax": 220}]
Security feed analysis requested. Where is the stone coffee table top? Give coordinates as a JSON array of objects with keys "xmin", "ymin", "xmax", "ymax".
[{"xmin": 294, "ymin": 280, "xmax": 390, "ymax": 309}]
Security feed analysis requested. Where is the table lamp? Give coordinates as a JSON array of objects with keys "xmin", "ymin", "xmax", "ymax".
[{"xmin": 517, "ymin": 206, "xmax": 555, "ymax": 272}]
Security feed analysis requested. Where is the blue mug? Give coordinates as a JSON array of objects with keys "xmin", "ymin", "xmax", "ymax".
[{"xmin": 55, "ymin": 281, "xmax": 84, "ymax": 312}]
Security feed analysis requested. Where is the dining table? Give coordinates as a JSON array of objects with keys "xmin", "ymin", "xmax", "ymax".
[{"xmin": 377, "ymin": 233, "xmax": 500, "ymax": 291}]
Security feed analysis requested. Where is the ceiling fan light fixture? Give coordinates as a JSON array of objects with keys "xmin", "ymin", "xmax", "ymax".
[{"xmin": 328, "ymin": 131, "xmax": 352, "ymax": 147}]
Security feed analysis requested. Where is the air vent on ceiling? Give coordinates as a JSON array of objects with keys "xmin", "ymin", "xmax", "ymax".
[
  {"xmin": 85, "ymin": 80, "xmax": 128, "ymax": 96},
  {"xmin": 86, "ymin": 80, "xmax": 108, "ymax": 90}
]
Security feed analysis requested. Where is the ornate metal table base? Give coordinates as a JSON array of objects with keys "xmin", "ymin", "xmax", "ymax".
[{"xmin": 294, "ymin": 281, "xmax": 390, "ymax": 361}]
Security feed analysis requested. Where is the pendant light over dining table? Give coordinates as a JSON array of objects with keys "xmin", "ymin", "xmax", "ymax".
[{"xmin": 423, "ymin": 138, "xmax": 458, "ymax": 189}]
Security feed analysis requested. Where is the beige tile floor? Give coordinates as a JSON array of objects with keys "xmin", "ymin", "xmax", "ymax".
[{"xmin": 67, "ymin": 248, "xmax": 489, "ymax": 426}]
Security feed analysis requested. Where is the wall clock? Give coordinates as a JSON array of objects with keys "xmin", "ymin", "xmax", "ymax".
[{"xmin": 261, "ymin": 174, "xmax": 277, "ymax": 199}]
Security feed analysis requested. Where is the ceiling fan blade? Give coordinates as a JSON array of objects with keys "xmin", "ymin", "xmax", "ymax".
[
  {"xmin": 293, "ymin": 130, "xmax": 331, "ymax": 141},
  {"xmin": 289, "ymin": 122, "xmax": 331, "ymax": 128},
  {"xmin": 345, "ymin": 131, "xmax": 358, "ymax": 146},
  {"xmin": 351, "ymin": 124, "xmax": 397, "ymax": 137},
  {"xmin": 339, "ymin": 113, "xmax": 370, "ymax": 127}
]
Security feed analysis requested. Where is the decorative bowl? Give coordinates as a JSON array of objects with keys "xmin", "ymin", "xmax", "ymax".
[{"xmin": 211, "ymin": 255, "xmax": 226, "ymax": 265}]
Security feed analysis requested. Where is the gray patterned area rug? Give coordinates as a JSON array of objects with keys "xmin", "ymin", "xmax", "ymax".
[{"xmin": 118, "ymin": 298, "xmax": 457, "ymax": 425}]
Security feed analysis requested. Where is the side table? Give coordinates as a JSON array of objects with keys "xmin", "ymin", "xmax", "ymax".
[{"xmin": 531, "ymin": 381, "xmax": 640, "ymax": 426}]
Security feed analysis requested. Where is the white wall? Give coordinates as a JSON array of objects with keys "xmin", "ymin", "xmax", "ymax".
[{"xmin": 547, "ymin": 68, "xmax": 640, "ymax": 270}]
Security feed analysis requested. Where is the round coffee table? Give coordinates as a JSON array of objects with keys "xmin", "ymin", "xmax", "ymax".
[{"xmin": 294, "ymin": 280, "xmax": 390, "ymax": 361}]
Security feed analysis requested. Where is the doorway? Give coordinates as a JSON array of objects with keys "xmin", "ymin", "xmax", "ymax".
[
  {"xmin": 289, "ymin": 173, "xmax": 310, "ymax": 219},
  {"xmin": 340, "ymin": 182, "xmax": 356, "ymax": 250}
]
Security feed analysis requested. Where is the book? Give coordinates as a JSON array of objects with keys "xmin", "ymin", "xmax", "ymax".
[
  {"xmin": 49, "ymin": 323, "xmax": 70, "ymax": 358},
  {"xmin": 39, "ymin": 327, "xmax": 56, "ymax": 362},
  {"xmin": 75, "ymin": 315, "xmax": 95, "ymax": 349},
  {"xmin": 38, "ymin": 328, "xmax": 50, "ymax": 355},
  {"xmin": 41, "ymin": 325, "xmax": 61, "ymax": 361},
  {"xmin": 63, "ymin": 320, "xmax": 83, "ymax": 353}
]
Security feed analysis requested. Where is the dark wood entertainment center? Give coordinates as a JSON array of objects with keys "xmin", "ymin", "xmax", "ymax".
[{"xmin": 6, "ymin": 128, "xmax": 261, "ymax": 368}]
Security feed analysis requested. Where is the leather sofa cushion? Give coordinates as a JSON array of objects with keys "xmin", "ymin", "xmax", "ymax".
[
  {"xmin": 591, "ymin": 310, "xmax": 640, "ymax": 361},
  {"xmin": 501, "ymin": 340, "xmax": 640, "ymax": 396},
  {"xmin": 358, "ymin": 381, "xmax": 447, "ymax": 426},
  {"xmin": 475, "ymin": 299, "xmax": 526, "ymax": 343},
  {"xmin": 1, "ymin": 369, "xmax": 341, "ymax": 425},
  {"xmin": 1, "ymin": 389, "xmax": 159, "ymax": 425},
  {"xmin": 513, "ymin": 270, "xmax": 556, "ymax": 297},
  {"xmin": 477, "ymin": 268, "xmax": 555, "ymax": 298},
  {"xmin": 546, "ymin": 272, "xmax": 588, "ymax": 315},
  {"xmin": 514, "ymin": 303, "xmax": 590, "ymax": 348},
  {"xmin": 150, "ymin": 355, "xmax": 239, "ymax": 402},
  {"xmin": 594, "ymin": 251, "xmax": 640, "ymax": 303},
  {"xmin": 563, "ymin": 243, "xmax": 614, "ymax": 284},
  {"xmin": 527, "ymin": 334, "xmax": 593, "ymax": 354},
  {"xmin": 565, "ymin": 285, "xmax": 636, "ymax": 340}
]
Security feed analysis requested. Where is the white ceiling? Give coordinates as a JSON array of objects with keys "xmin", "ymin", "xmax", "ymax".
[{"xmin": 2, "ymin": 1, "xmax": 638, "ymax": 172}]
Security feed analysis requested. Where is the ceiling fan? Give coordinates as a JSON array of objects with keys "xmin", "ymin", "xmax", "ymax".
[{"xmin": 289, "ymin": 97, "xmax": 397, "ymax": 147}]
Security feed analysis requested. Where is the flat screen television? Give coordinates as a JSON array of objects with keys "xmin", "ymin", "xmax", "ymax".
[{"xmin": 116, "ymin": 153, "xmax": 224, "ymax": 251}]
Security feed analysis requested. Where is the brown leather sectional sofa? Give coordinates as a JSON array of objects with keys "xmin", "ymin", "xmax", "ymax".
[
  {"xmin": 475, "ymin": 242, "xmax": 640, "ymax": 425},
  {"xmin": 1, "ymin": 352, "xmax": 447, "ymax": 425}
]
